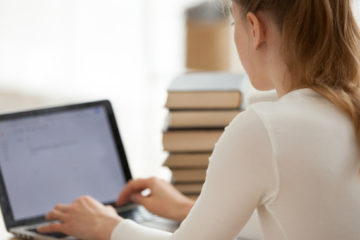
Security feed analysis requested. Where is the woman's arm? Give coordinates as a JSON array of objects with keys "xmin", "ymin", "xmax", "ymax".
[
  {"xmin": 37, "ymin": 195, "xmax": 123, "ymax": 240},
  {"xmin": 113, "ymin": 109, "xmax": 278, "ymax": 240},
  {"xmin": 36, "ymin": 178, "xmax": 193, "ymax": 239},
  {"xmin": 116, "ymin": 177, "xmax": 195, "ymax": 221},
  {"xmin": 38, "ymin": 108, "xmax": 277, "ymax": 240}
]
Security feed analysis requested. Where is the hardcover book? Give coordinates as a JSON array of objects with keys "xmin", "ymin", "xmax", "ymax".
[
  {"xmin": 172, "ymin": 169, "xmax": 207, "ymax": 183},
  {"xmin": 174, "ymin": 183, "xmax": 204, "ymax": 194},
  {"xmin": 164, "ymin": 153, "xmax": 211, "ymax": 168},
  {"xmin": 165, "ymin": 72, "xmax": 246, "ymax": 109},
  {"xmin": 167, "ymin": 109, "xmax": 241, "ymax": 128},
  {"xmin": 163, "ymin": 129, "xmax": 223, "ymax": 152}
]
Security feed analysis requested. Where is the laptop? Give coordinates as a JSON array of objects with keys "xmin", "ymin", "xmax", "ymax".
[{"xmin": 0, "ymin": 100, "xmax": 178, "ymax": 240}]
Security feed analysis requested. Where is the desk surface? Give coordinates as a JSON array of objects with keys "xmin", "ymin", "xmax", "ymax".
[
  {"xmin": 0, "ymin": 209, "xmax": 14, "ymax": 239},
  {"xmin": 0, "ymin": 208, "xmax": 262, "ymax": 240}
]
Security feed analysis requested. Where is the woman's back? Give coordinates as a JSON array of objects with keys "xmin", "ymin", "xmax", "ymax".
[
  {"xmin": 34, "ymin": 0, "xmax": 360, "ymax": 239},
  {"xmin": 251, "ymin": 88, "xmax": 360, "ymax": 239}
]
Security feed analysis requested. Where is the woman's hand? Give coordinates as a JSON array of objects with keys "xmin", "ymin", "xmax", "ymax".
[
  {"xmin": 116, "ymin": 177, "xmax": 195, "ymax": 222},
  {"xmin": 37, "ymin": 195, "xmax": 122, "ymax": 240}
]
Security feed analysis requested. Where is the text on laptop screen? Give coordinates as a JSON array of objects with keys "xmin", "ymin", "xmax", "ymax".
[{"xmin": 0, "ymin": 106, "xmax": 127, "ymax": 221}]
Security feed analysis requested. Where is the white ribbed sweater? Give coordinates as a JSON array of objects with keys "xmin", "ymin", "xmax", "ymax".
[{"xmin": 111, "ymin": 88, "xmax": 360, "ymax": 240}]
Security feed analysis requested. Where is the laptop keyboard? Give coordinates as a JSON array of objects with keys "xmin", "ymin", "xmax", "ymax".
[
  {"xmin": 28, "ymin": 228, "xmax": 68, "ymax": 238},
  {"xmin": 21, "ymin": 206, "xmax": 153, "ymax": 239},
  {"xmin": 116, "ymin": 205, "xmax": 154, "ymax": 223}
]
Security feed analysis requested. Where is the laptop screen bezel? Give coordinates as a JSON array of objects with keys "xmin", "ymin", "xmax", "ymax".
[{"xmin": 0, "ymin": 100, "xmax": 133, "ymax": 229}]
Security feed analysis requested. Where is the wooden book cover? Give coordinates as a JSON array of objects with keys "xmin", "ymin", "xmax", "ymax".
[
  {"xmin": 167, "ymin": 109, "xmax": 241, "ymax": 128},
  {"xmin": 174, "ymin": 183, "xmax": 204, "ymax": 194},
  {"xmin": 164, "ymin": 153, "xmax": 211, "ymax": 168},
  {"xmin": 172, "ymin": 169, "xmax": 207, "ymax": 183},
  {"xmin": 163, "ymin": 129, "xmax": 223, "ymax": 152},
  {"xmin": 186, "ymin": 194, "xmax": 199, "ymax": 201},
  {"xmin": 165, "ymin": 72, "xmax": 245, "ymax": 109}
]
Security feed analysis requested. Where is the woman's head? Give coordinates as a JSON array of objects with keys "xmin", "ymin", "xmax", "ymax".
[
  {"xmin": 231, "ymin": 0, "xmax": 360, "ymax": 91},
  {"xmin": 230, "ymin": 0, "xmax": 360, "ymax": 144},
  {"xmin": 230, "ymin": 2, "xmax": 282, "ymax": 91}
]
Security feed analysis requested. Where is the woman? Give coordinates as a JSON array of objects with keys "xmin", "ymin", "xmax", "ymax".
[{"xmin": 38, "ymin": 0, "xmax": 360, "ymax": 239}]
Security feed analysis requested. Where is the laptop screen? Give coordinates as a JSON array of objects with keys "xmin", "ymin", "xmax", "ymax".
[{"xmin": 0, "ymin": 103, "xmax": 128, "ymax": 221}]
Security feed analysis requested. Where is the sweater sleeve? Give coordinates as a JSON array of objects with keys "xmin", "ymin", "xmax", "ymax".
[
  {"xmin": 111, "ymin": 220, "xmax": 171, "ymax": 240},
  {"xmin": 111, "ymin": 108, "xmax": 278, "ymax": 240}
]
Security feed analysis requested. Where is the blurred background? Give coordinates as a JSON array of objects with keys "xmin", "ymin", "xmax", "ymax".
[{"xmin": 0, "ymin": 0, "xmax": 359, "ymax": 178}]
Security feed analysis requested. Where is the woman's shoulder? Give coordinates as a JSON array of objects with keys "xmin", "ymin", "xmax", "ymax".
[
  {"xmin": 238, "ymin": 88, "xmax": 353, "ymax": 148},
  {"xmin": 228, "ymin": 100, "xmax": 282, "ymax": 134},
  {"xmin": 244, "ymin": 88, "xmax": 336, "ymax": 126},
  {"xmin": 226, "ymin": 93, "xmax": 316, "ymax": 148},
  {"xmin": 221, "ymin": 106, "xmax": 273, "ymax": 150}
]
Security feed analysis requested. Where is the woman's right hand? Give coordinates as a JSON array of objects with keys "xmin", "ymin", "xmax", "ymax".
[{"xmin": 116, "ymin": 177, "xmax": 195, "ymax": 221}]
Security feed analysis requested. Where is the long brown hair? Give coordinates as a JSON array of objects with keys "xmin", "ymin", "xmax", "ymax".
[{"xmin": 233, "ymin": 0, "xmax": 360, "ymax": 144}]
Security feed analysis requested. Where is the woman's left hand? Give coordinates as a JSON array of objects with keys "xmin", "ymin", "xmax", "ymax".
[{"xmin": 37, "ymin": 195, "xmax": 123, "ymax": 240}]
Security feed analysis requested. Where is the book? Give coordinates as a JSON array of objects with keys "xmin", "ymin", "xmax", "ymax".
[
  {"xmin": 164, "ymin": 153, "xmax": 211, "ymax": 168},
  {"xmin": 165, "ymin": 72, "xmax": 245, "ymax": 109},
  {"xmin": 167, "ymin": 109, "xmax": 241, "ymax": 128},
  {"xmin": 174, "ymin": 183, "xmax": 204, "ymax": 194},
  {"xmin": 185, "ymin": 194, "xmax": 199, "ymax": 201},
  {"xmin": 172, "ymin": 169, "xmax": 207, "ymax": 183},
  {"xmin": 186, "ymin": 2, "xmax": 231, "ymax": 71},
  {"xmin": 163, "ymin": 129, "xmax": 223, "ymax": 152}
]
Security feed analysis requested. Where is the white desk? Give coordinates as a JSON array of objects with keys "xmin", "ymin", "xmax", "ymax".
[
  {"xmin": 0, "ymin": 82, "xmax": 264, "ymax": 240},
  {"xmin": 0, "ymin": 208, "xmax": 262, "ymax": 240},
  {"xmin": 0, "ymin": 209, "xmax": 17, "ymax": 240}
]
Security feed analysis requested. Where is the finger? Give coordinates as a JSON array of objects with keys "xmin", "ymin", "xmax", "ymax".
[
  {"xmin": 75, "ymin": 195, "xmax": 103, "ymax": 210},
  {"xmin": 105, "ymin": 205, "xmax": 116, "ymax": 211},
  {"xmin": 130, "ymin": 193, "xmax": 148, "ymax": 206},
  {"xmin": 116, "ymin": 178, "xmax": 152, "ymax": 206},
  {"xmin": 54, "ymin": 204, "xmax": 71, "ymax": 212},
  {"xmin": 46, "ymin": 209, "xmax": 67, "ymax": 222},
  {"xmin": 75, "ymin": 195, "xmax": 90, "ymax": 203},
  {"xmin": 37, "ymin": 222, "xmax": 64, "ymax": 233},
  {"xmin": 105, "ymin": 205, "xmax": 119, "ymax": 215},
  {"xmin": 74, "ymin": 195, "xmax": 93, "ymax": 207}
]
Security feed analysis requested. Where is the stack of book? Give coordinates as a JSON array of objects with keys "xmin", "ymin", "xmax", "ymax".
[{"xmin": 163, "ymin": 72, "xmax": 245, "ymax": 198}]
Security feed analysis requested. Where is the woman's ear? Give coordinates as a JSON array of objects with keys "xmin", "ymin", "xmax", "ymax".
[{"xmin": 246, "ymin": 12, "xmax": 266, "ymax": 50}]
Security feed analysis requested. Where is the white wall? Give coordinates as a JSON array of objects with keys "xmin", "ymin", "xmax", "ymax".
[
  {"xmin": 0, "ymin": 0, "xmax": 359, "ymax": 177},
  {"xmin": 0, "ymin": 0, "xmax": 191, "ymax": 177},
  {"xmin": 355, "ymin": 0, "xmax": 360, "ymax": 23}
]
